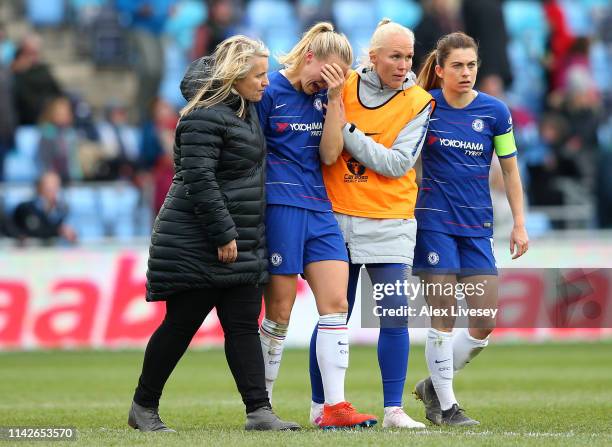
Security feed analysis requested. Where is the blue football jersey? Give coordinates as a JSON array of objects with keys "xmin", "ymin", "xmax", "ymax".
[
  {"xmin": 415, "ymin": 89, "xmax": 517, "ymax": 237},
  {"xmin": 256, "ymin": 71, "xmax": 331, "ymax": 212}
]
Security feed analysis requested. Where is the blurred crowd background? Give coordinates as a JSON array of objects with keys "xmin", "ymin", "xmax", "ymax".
[{"xmin": 0, "ymin": 0, "xmax": 610, "ymax": 246}]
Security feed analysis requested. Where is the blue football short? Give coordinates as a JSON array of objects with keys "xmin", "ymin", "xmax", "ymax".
[
  {"xmin": 412, "ymin": 229, "xmax": 498, "ymax": 276},
  {"xmin": 265, "ymin": 204, "xmax": 348, "ymax": 274}
]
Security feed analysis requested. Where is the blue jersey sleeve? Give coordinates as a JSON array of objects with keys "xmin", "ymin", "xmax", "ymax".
[
  {"xmin": 493, "ymin": 100, "xmax": 513, "ymax": 136},
  {"xmin": 493, "ymin": 100, "xmax": 517, "ymax": 158}
]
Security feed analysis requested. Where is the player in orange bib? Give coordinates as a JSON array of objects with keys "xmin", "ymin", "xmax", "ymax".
[{"xmin": 308, "ymin": 19, "xmax": 435, "ymax": 429}]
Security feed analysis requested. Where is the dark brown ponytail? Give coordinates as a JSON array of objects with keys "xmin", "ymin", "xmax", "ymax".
[{"xmin": 417, "ymin": 32, "xmax": 479, "ymax": 91}]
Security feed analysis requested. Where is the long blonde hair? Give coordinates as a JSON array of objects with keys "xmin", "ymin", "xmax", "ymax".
[
  {"xmin": 180, "ymin": 35, "xmax": 269, "ymax": 118},
  {"xmin": 362, "ymin": 18, "xmax": 415, "ymax": 67},
  {"xmin": 278, "ymin": 22, "xmax": 353, "ymax": 69},
  {"xmin": 417, "ymin": 32, "xmax": 479, "ymax": 91}
]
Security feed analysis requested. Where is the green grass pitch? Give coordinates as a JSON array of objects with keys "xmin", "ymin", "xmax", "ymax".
[{"xmin": 1, "ymin": 342, "xmax": 611, "ymax": 446}]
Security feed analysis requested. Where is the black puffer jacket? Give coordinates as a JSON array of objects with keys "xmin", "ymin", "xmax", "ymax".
[{"xmin": 146, "ymin": 57, "xmax": 268, "ymax": 301}]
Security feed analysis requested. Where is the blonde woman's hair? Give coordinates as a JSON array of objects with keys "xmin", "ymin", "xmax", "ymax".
[
  {"xmin": 361, "ymin": 18, "xmax": 415, "ymax": 67},
  {"xmin": 180, "ymin": 35, "xmax": 269, "ymax": 118},
  {"xmin": 278, "ymin": 22, "xmax": 353, "ymax": 69}
]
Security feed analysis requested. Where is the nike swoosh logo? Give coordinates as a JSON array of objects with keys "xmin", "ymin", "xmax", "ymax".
[
  {"xmin": 275, "ymin": 103, "xmax": 286, "ymax": 109},
  {"xmin": 337, "ymin": 341, "xmax": 348, "ymax": 346},
  {"xmin": 434, "ymin": 359, "xmax": 450, "ymax": 364},
  {"xmin": 365, "ymin": 132, "xmax": 381, "ymax": 136}
]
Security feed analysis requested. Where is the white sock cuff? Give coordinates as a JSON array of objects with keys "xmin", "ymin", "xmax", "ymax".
[
  {"xmin": 428, "ymin": 327, "xmax": 453, "ymax": 339},
  {"xmin": 261, "ymin": 318, "xmax": 288, "ymax": 341},
  {"xmin": 318, "ymin": 313, "xmax": 348, "ymax": 332},
  {"xmin": 463, "ymin": 328, "xmax": 489, "ymax": 347}
]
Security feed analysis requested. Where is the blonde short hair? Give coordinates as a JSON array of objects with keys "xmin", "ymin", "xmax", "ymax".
[{"xmin": 361, "ymin": 18, "xmax": 415, "ymax": 67}]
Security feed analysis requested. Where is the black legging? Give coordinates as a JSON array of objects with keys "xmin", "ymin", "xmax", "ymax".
[{"xmin": 133, "ymin": 285, "xmax": 270, "ymax": 413}]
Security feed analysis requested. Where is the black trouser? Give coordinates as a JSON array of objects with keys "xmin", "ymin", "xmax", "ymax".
[{"xmin": 133, "ymin": 285, "xmax": 270, "ymax": 413}]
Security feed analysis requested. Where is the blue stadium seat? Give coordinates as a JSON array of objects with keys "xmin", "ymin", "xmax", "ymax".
[
  {"xmin": 560, "ymin": 0, "xmax": 592, "ymax": 36},
  {"xmin": 246, "ymin": 0, "xmax": 297, "ymax": 32},
  {"xmin": 346, "ymin": 28, "xmax": 374, "ymax": 63},
  {"xmin": 1, "ymin": 185, "xmax": 34, "ymax": 215},
  {"xmin": 164, "ymin": 0, "xmax": 208, "ymax": 52},
  {"xmin": 64, "ymin": 186, "xmax": 104, "ymax": 241},
  {"xmin": 376, "ymin": 0, "xmax": 422, "ymax": 29},
  {"xmin": 590, "ymin": 41, "xmax": 611, "ymax": 93},
  {"xmin": 525, "ymin": 211, "xmax": 552, "ymax": 238},
  {"xmin": 332, "ymin": 0, "xmax": 378, "ymax": 34},
  {"xmin": 3, "ymin": 152, "xmax": 39, "ymax": 183},
  {"xmin": 503, "ymin": 0, "xmax": 548, "ymax": 40},
  {"xmin": 98, "ymin": 183, "xmax": 140, "ymax": 240},
  {"xmin": 159, "ymin": 40, "xmax": 189, "ymax": 108},
  {"xmin": 265, "ymin": 26, "xmax": 300, "ymax": 70},
  {"xmin": 15, "ymin": 126, "xmax": 41, "ymax": 158},
  {"xmin": 25, "ymin": 0, "xmax": 66, "ymax": 27},
  {"xmin": 507, "ymin": 40, "xmax": 546, "ymax": 115}
]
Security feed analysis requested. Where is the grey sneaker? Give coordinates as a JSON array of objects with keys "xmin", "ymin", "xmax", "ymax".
[
  {"xmin": 245, "ymin": 406, "xmax": 301, "ymax": 431},
  {"xmin": 441, "ymin": 404, "xmax": 480, "ymax": 426},
  {"xmin": 414, "ymin": 377, "xmax": 442, "ymax": 425},
  {"xmin": 128, "ymin": 401, "xmax": 176, "ymax": 432}
]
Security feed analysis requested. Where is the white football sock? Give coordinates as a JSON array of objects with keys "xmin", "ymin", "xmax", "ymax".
[
  {"xmin": 453, "ymin": 327, "xmax": 489, "ymax": 371},
  {"xmin": 310, "ymin": 401, "xmax": 324, "ymax": 426},
  {"xmin": 316, "ymin": 313, "xmax": 349, "ymax": 405},
  {"xmin": 425, "ymin": 328, "xmax": 457, "ymax": 411},
  {"xmin": 259, "ymin": 318, "xmax": 288, "ymax": 402}
]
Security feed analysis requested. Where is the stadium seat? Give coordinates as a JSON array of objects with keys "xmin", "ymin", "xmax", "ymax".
[
  {"xmin": 266, "ymin": 26, "xmax": 300, "ymax": 70},
  {"xmin": 332, "ymin": 0, "xmax": 378, "ymax": 34},
  {"xmin": 503, "ymin": 0, "xmax": 548, "ymax": 39},
  {"xmin": 1, "ymin": 184, "xmax": 34, "ymax": 215},
  {"xmin": 525, "ymin": 211, "xmax": 552, "ymax": 238},
  {"xmin": 164, "ymin": 0, "xmax": 208, "ymax": 52},
  {"xmin": 159, "ymin": 40, "xmax": 189, "ymax": 109},
  {"xmin": 346, "ymin": 28, "xmax": 374, "ymax": 62},
  {"xmin": 507, "ymin": 40, "xmax": 546, "ymax": 115},
  {"xmin": 25, "ymin": 0, "xmax": 66, "ymax": 27},
  {"xmin": 246, "ymin": 0, "xmax": 297, "ymax": 32},
  {"xmin": 98, "ymin": 183, "xmax": 140, "ymax": 240},
  {"xmin": 559, "ymin": 0, "xmax": 592, "ymax": 36},
  {"xmin": 590, "ymin": 41, "xmax": 611, "ymax": 94},
  {"xmin": 64, "ymin": 186, "xmax": 104, "ymax": 241},
  {"xmin": 375, "ymin": 0, "xmax": 422, "ymax": 29},
  {"xmin": 3, "ymin": 152, "xmax": 40, "ymax": 183},
  {"xmin": 15, "ymin": 126, "xmax": 41, "ymax": 159}
]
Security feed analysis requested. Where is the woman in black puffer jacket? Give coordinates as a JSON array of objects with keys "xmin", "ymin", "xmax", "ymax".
[{"xmin": 128, "ymin": 35, "xmax": 299, "ymax": 433}]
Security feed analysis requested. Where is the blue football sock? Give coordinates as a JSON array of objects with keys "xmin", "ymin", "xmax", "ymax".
[{"xmin": 368, "ymin": 263, "xmax": 410, "ymax": 407}]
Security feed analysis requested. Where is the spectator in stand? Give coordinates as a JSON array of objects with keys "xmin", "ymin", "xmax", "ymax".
[
  {"xmin": 555, "ymin": 66, "xmax": 602, "ymax": 191},
  {"xmin": 139, "ymin": 97, "xmax": 178, "ymax": 213},
  {"xmin": 413, "ymin": 0, "xmax": 462, "ymax": 73},
  {"xmin": 37, "ymin": 97, "xmax": 83, "ymax": 184},
  {"xmin": 461, "ymin": 0, "xmax": 512, "ymax": 88},
  {"xmin": 115, "ymin": 0, "xmax": 176, "ymax": 123},
  {"xmin": 543, "ymin": 0, "xmax": 575, "ymax": 95},
  {"xmin": 96, "ymin": 101, "xmax": 141, "ymax": 180},
  {"xmin": 12, "ymin": 171, "xmax": 77, "ymax": 245},
  {"xmin": 190, "ymin": 0, "xmax": 238, "ymax": 59},
  {"xmin": 0, "ymin": 64, "xmax": 15, "ymax": 181},
  {"xmin": 11, "ymin": 34, "xmax": 63, "ymax": 126}
]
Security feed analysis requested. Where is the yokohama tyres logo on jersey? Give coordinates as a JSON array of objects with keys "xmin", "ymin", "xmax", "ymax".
[
  {"xmin": 429, "ymin": 135, "xmax": 484, "ymax": 156},
  {"xmin": 438, "ymin": 138, "xmax": 483, "ymax": 151},
  {"xmin": 275, "ymin": 121, "xmax": 323, "ymax": 136}
]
